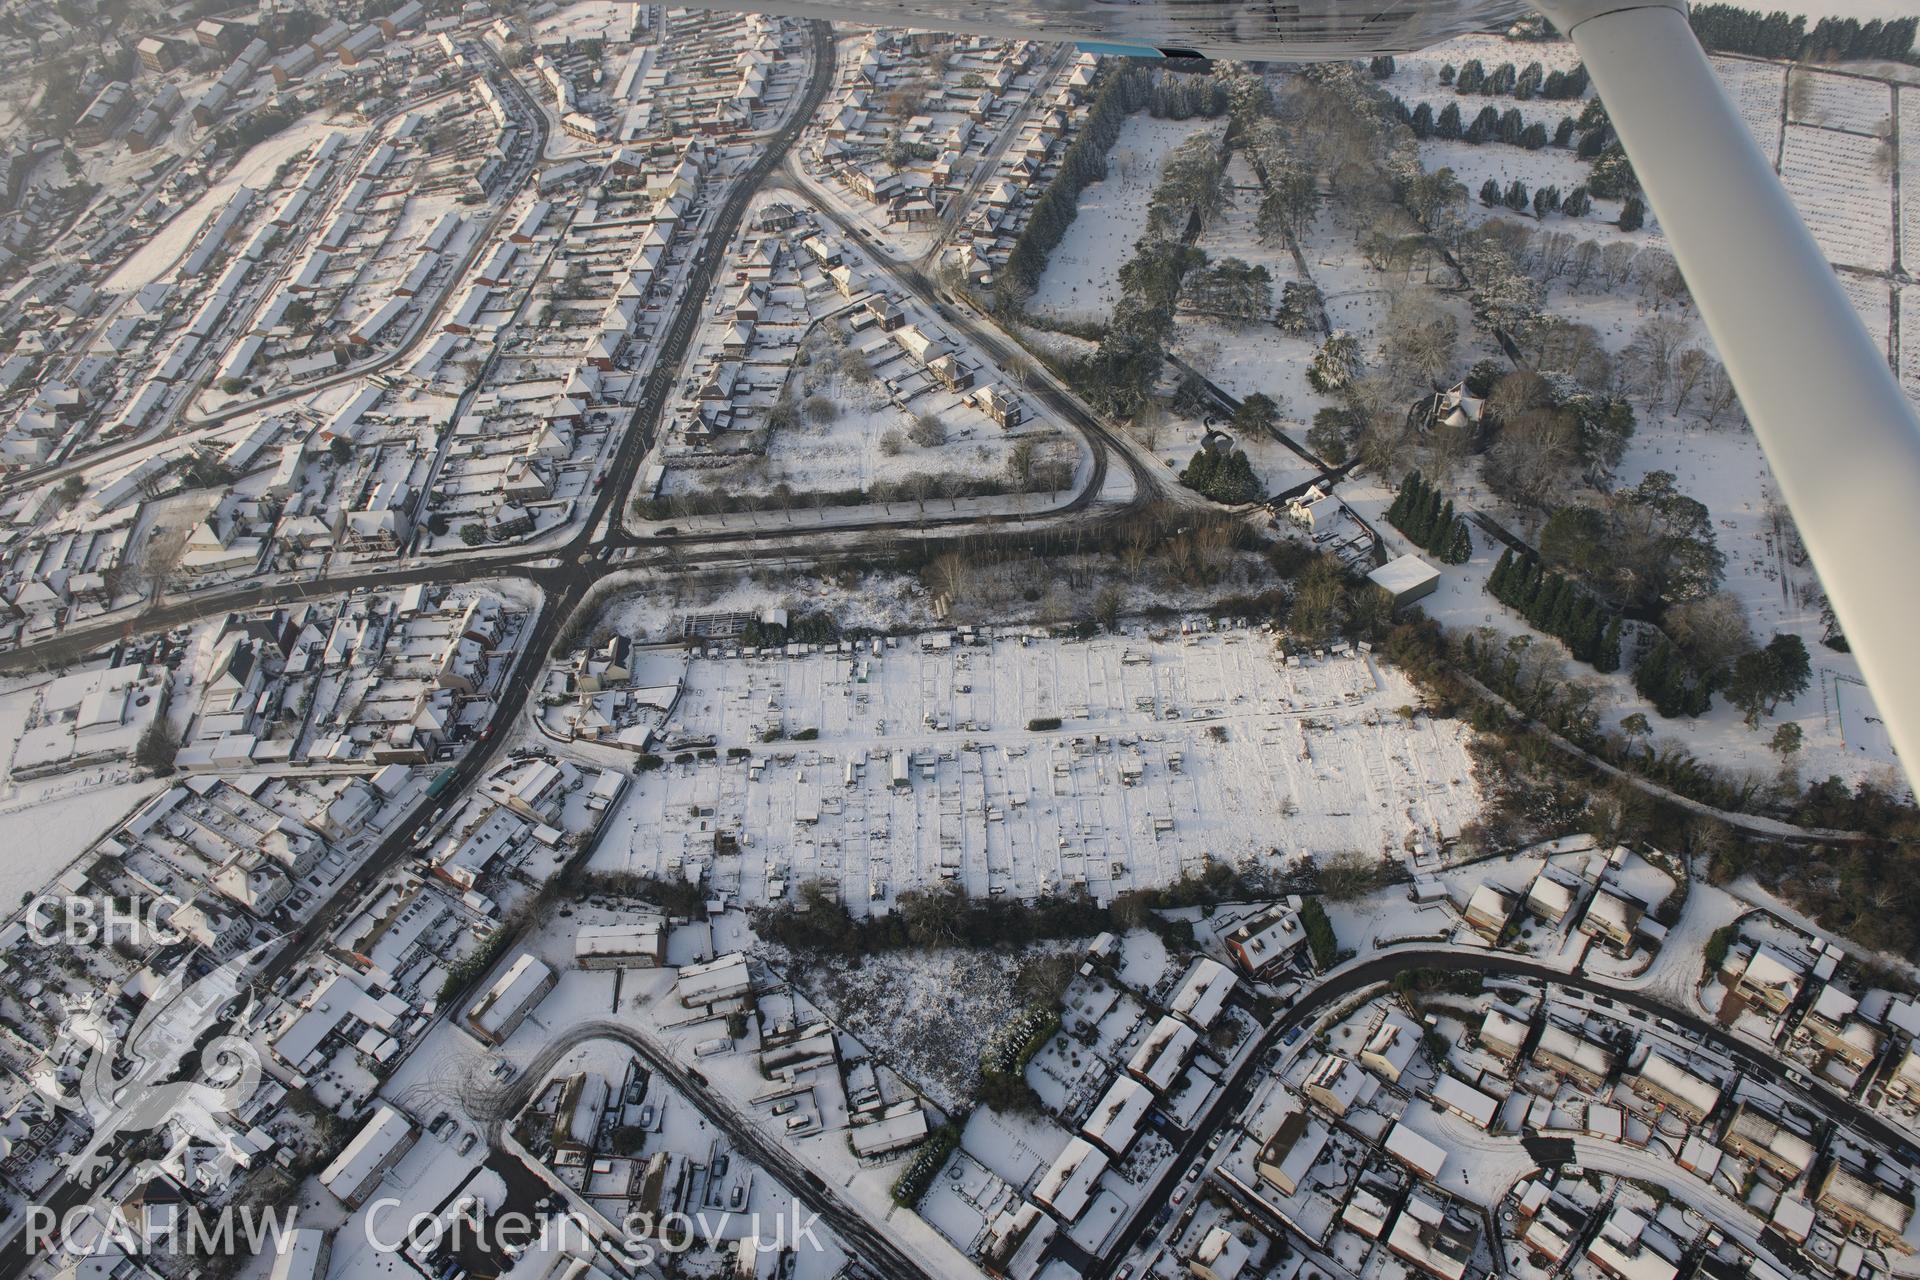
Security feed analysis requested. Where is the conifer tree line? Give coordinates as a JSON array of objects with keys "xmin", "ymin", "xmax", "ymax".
[
  {"xmin": 996, "ymin": 64, "xmax": 1154, "ymax": 310},
  {"xmin": 1487, "ymin": 546, "xmax": 1624, "ymax": 672},
  {"xmin": 1386, "ymin": 470, "xmax": 1473, "ymax": 564},
  {"xmin": 1688, "ymin": 5, "xmax": 1915, "ymax": 61},
  {"xmin": 1147, "ymin": 73, "xmax": 1233, "ymax": 120},
  {"xmin": 1441, "ymin": 58, "xmax": 1589, "ymax": 101},
  {"xmin": 1397, "ymin": 98, "xmax": 1592, "ymax": 157}
]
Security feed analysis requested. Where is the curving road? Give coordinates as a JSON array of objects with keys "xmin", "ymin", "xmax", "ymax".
[
  {"xmin": 4, "ymin": 60, "xmax": 546, "ymax": 499},
  {"xmin": 0, "ymin": 29, "xmax": 846, "ymax": 1274},
  {"xmin": 498, "ymin": 1020, "xmax": 940, "ymax": 1280},
  {"xmin": 0, "ymin": 27, "xmax": 1161, "ymax": 682},
  {"xmin": 763, "ymin": 164, "xmax": 1176, "ymax": 513},
  {"xmin": 1080, "ymin": 945, "xmax": 1918, "ymax": 1279}
]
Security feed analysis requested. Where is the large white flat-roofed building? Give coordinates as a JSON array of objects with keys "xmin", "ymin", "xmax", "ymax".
[
  {"xmin": 574, "ymin": 920, "xmax": 666, "ymax": 969},
  {"xmin": 320, "ymin": 1105, "xmax": 416, "ymax": 1208},
  {"xmin": 674, "ymin": 951, "xmax": 753, "ymax": 1009},
  {"xmin": 268, "ymin": 1229, "xmax": 332, "ymax": 1280},
  {"xmin": 1368, "ymin": 554, "xmax": 1441, "ymax": 608},
  {"xmin": 466, "ymin": 952, "xmax": 556, "ymax": 1045}
]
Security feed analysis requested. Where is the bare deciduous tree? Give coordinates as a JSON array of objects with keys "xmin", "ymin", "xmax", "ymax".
[{"xmin": 1379, "ymin": 288, "xmax": 1460, "ymax": 390}]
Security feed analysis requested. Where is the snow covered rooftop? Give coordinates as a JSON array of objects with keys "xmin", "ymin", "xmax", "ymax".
[
  {"xmin": 1167, "ymin": 957, "xmax": 1237, "ymax": 1030},
  {"xmin": 1081, "ymin": 1075, "xmax": 1154, "ymax": 1156},
  {"xmin": 1127, "ymin": 1015, "xmax": 1199, "ymax": 1093},
  {"xmin": 320, "ymin": 1104, "xmax": 415, "ymax": 1207},
  {"xmin": 1384, "ymin": 1120, "xmax": 1448, "ymax": 1180},
  {"xmin": 1032, "ymin": 1136, "xmax": 1107, "ymax": 1222},
  {"xmin": 1429, "ymin": 1074, "xmax": 1498, "ymax": 1129},
  {"xmin": 1367, "ymin": 553, "xmax": 1441, "ymax": 603},
  {"xmin": 467, "ymin": 952, "xmax": 555, "ymax": 1042}
]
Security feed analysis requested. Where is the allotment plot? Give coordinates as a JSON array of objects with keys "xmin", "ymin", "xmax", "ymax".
[
  {"xmin": 590, "ymin": 630, "xmax": 1480, "ymax": 907},
  {"xmin": 1780, "ymin": 124, "xmax": 1894, "ymax": 271}
]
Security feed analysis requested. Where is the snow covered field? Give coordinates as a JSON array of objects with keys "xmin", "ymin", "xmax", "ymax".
[
  {"xmin": 0, "ymin": 682, "xmax": 167, "ymax": 907},
  {"xmin": 528, "ymin": 0, "xmax": 633, "ymax": 42},
  {"xmin": 588, "ymin": 630, "xmax": 1480, "ymax": 907},
  {"xmin": 1713, "ymin": 56, "xmax": 1787, "ymax": 161},
  {"xmin": 1419, "ymin": 137, "xmax": 1628, "ymax": 235},
  {"xmin": 1901, "ymin": 285, "xmax": 1920, "ymax": 403},
  {"xmin": 1779, "ymin": 123, "xmax": 1894, "ymax": 271},
  {"xmin": 1028, "ymin": 116, "xmax": 1218, "ymax": 322},
  {"xmin": 1838, "ymin": 271, "xmax": 1893, "ymax": 358},
  {"xmin": 1786, "ymin": 67, "xmax": 1892, "ymax": 135},
  {"xmin": 1348, "ymin": 353, "xmax": 1901, "ymax": 785},
  {"xmin": 1358, "ymin": 35, "xmax": 1915, "ymax": 783},
  {"xmin": 1168, "ymin": 317, "xmax": 1327, "ymax": 491},
  {"xmin": 1386, "ymin": 35, "xmax": 1585, "ymax": 134},
  {"xmin": 1902, "ymin": 89, "xmax": 1920, "ymax": 271},
  {"xmin": 1391, "ymin": 33, "xmax": 1586, "ymax": 84},
  {"xmin": 712, "ymin": 362, "xmax": 1072, "ymax": 498}
]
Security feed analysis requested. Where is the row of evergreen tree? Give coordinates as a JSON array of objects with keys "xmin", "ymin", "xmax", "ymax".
[
  {"xmin": 1386, "ymin": 472, "xmax": 1473, "ymax": 564},
  {"xmin": 1488, "ymin": 547, "xmax": 1624, "ymax": 671},
  {"xmin": 1632, "ymin": 638, "xmax": 1713, "ymax": 718},
  {"xmin": 1688, "ymin": 5, "xmax": 1915, "ymax": 62},
  {"xmin": 1473, "ymin": 176, "xmax": 1623, "ymax": 223},
  {"xmin": 996, "ymin": 65, "xmax": 1153, "ymax": 309},
  {"xmin": 1147, "ymin": 75, "xmax": 1232, "ymax": 121},
  {"xmin": 1399, "ymin": 100, "xmax": 1604, "ymax": 155},
  {"xmin": 1442, "ymin": 58, "xmax": 1589, "ymax": 101}
]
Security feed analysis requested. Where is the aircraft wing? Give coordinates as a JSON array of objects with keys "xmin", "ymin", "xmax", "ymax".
[{"xmin": 720, "ymin": 0, "xmax": 1533, "ymax": 59}]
